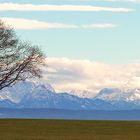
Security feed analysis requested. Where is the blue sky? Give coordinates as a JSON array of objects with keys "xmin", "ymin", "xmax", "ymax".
[
  {"xmin": 0, "ymin": 0, "xmax": 139, "ymax": 64},
  {"xmin": 1, "ymin": 0, "xmax": 140, "ymax": 92}
]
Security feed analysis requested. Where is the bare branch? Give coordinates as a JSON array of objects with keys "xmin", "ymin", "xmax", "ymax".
[{"xmin": 0, "ymin": 20, "xmax": 45, "ymax": 90}]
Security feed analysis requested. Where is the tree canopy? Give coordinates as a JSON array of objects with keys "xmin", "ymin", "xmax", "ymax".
[{"xmin": 0, "ymin": 20, "xmax": 45, "ymax": 90}]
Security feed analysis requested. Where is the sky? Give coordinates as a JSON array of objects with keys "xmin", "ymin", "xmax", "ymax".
[{"xmin": 0, "ymin": 0, "xmax": 140, "ymax": 93}]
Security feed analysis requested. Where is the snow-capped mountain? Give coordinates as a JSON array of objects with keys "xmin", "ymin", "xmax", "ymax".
[
  {"xmin": 69, "ymin": 90, "xmax": 96, "ymax": 98},
  {"xmin": 17, "ymin": 81, "xmax": 112, "ymax": 110},
  {"xmin": 0, "ymin": 81, "xmax": 113, "ymax": 110},
  {"xmin": 0, "ymin": 81, "xmax": 55, "ymax": 103},
  {"xmin": 95, "ymin": 88, "xmax": 140, "ymax": 102},
  {"xmin": 0, "ymin": 81, "xmax": 32, "ymax": 103},
  {"xmin": 95, "ymin": 88, "xmax": 140, "ymax": 110},
  {"xmin": 0, "ymin": 81, "xmax": 140, "ymax": 110}
]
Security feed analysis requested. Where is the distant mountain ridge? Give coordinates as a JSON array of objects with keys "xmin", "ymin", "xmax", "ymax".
[{"xmin": 0, "ymin": 81, "xmax": 140, "ymax": 110}]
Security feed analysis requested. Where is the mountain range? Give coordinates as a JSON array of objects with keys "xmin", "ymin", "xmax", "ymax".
[{"xmin": 0, "ymin": 81, "xmax": 140, "ymax": 110}]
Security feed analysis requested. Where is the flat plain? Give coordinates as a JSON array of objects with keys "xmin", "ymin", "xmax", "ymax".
[{"xmin": 0, "ymin": 119, "xmax": 140, "ymax": 140}]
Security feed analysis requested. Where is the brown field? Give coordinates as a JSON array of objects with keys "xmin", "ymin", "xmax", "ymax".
[{"xmin": 0, "ymin": 119, "xmax": 140, "ymax": 140}]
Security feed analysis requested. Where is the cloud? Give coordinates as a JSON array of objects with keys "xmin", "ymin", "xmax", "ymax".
[
  {"xmin": 1, "ymin": 18, "xmax": 78, "ymax": 29},
  {"xmin": 82, "ymin": 24, "xmax": 118, "ymax": 28},
  {"xmin": 0, "ymin": 3, "xmax": 133, "ymax": 12},
  {"xmin": 70, "ymin": 0, "xmax": 140, "ymax": 3},
  {"xmin": 43, "ymin": 57, "xmax": 140, "ymax": 97},
  {"xmin": 95, "ymin": 0, "xmax": 140, "ymax": 3},
  {"xmin": 0, "ymin": 17, "xmax": 117, "ymax": 29}
]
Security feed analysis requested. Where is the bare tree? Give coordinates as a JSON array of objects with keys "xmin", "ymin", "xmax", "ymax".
[{"xmin": 0, "ymin": 20, "xmax": 45, "ymax": 90}]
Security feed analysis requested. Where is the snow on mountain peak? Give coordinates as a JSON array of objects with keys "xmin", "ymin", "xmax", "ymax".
[
  {"xmin": 0, "ymin": 80, "xmax": 55, "ymax": 103},
  {"xmin": 127, "ymin": 89, "xmax": 140, "ymax": 101},
  {"xmin": 95, "ymin": 88, "xmax": 140, "ymax": 102},
  {"xmin": 69, "ymin": 89, "xmax": 96, "ymax": 98},
  {"xmin": 1, "ymin": 80, "xmax": 140, "ymax": 110},
  {"xmin": 30, "ymin": 80, "xmax": 55, "ymax": 93}
]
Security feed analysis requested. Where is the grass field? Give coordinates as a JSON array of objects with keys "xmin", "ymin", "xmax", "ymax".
[{"xmin": 0, "ymin": 119, "xmax": 140, "ymax": 140}]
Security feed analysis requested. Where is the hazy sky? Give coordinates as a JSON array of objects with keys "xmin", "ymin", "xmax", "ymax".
[
  {"xmin": 0, "ymin": 0, "xmax": 139, "ymax": 64},
  {"xmin": 0, "ymin": 0, "xmax": 140, "ymax": 92}
]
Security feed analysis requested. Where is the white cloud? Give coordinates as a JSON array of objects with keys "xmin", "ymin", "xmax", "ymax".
[
  {"xmin": 43, "ymin": 57, "xmax": 140, "ymax": 96},
  {"xmin": 0, "ymin": 3, "xmax": 133, "ymax": 12},
  {"xmin": 1, "ymin": 18, "xmax": 77, "ymax": 29},
  {"xmin": 41, "ymin": 0, "xmax": 140, "ymax": 3},
  {"xmin": 0, "ymin": 17, "xmax": 117, "ymax": 29},
  {"xmin": 82, "ymin": 24, "xmax": 118, "ymax": 28},
  {"xmin": 95, "ymin": 0, "xmax": 140, "ymax": 3}
]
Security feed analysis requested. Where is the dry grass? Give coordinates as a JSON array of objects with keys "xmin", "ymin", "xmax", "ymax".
[{"xmin": 0, "ymin": 119, "xmax": 140, "ymax": 140}]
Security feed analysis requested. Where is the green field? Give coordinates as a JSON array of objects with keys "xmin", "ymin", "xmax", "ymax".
[{"xmin": 0, "ymin": 119, "xmax": 140, "ymax": 140}]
